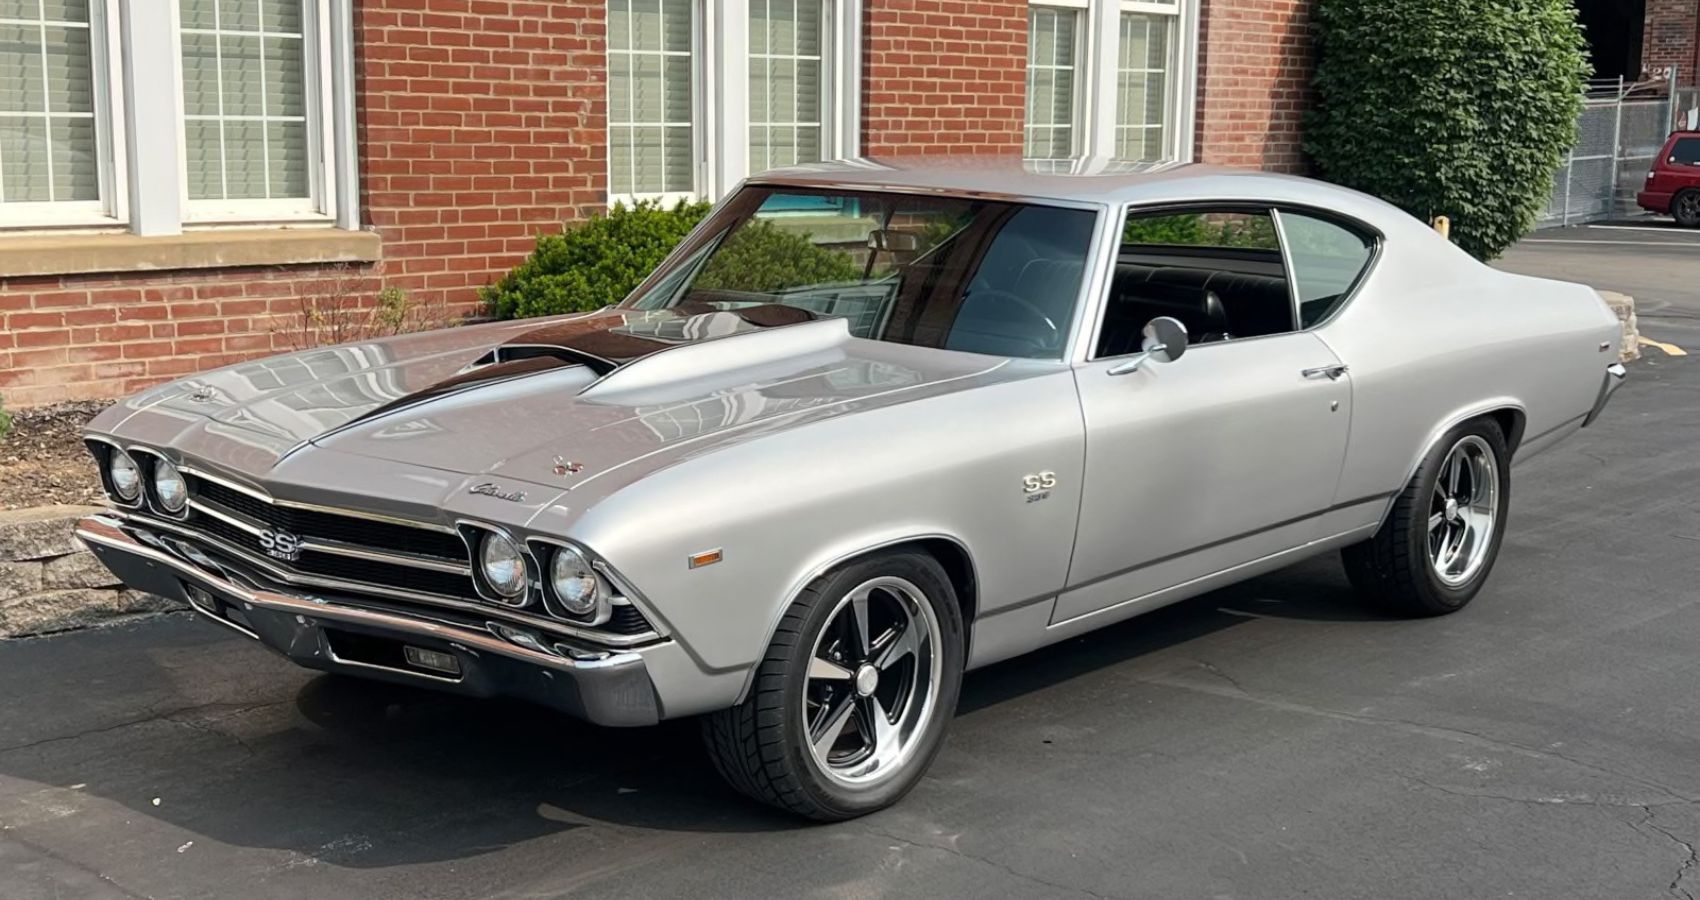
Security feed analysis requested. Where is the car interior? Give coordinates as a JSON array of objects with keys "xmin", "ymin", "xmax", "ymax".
[{"xmin": 1096, "ymin": 210, "xmax": 1298, "ymax": 358}]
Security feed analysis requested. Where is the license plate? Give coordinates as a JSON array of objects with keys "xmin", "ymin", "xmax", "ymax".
[{"xmin": 403, "ymin": 645, "xmax": 461, "ymax": 676}]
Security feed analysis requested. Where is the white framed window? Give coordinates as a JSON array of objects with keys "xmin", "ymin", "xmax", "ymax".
[
  {"xmin": 176, "ymin": 0, "xmax": 336, "ymax": 222},
  {"xmin": 748, "ymin": 0, "xmax": 824, "ymax": 171},
  {"xmin": 608, "ymin": 0, "xmax": 697, "ymax": 205},
  {"xmin": 0, "ymin": 0, "xmax": 127, "ymax": 227},
  {"xmin": 1024, "ymin": 0, "xmax": 1196, "ymax": 164},
  {"xmin": 607, "ymin": 0, "xmax": 860, "ymax": 207},
  {"xmin": 1025, "ymin": 2, "xmax": 1083, "ymax": 160}
]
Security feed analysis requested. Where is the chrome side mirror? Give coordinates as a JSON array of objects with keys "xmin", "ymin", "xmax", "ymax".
[{"xmin": 1108, "ymin": 316, "xmax": 1189, "ymax": 376}]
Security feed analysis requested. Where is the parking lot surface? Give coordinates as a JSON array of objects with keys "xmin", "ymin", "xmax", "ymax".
[
  {"xmin": 1498, "ymin": 221, "xmax": 1700, "ymax": 352},
  {"xmin": 2, "ymin": 361, "xmax": 1696, "ymax": 900}
]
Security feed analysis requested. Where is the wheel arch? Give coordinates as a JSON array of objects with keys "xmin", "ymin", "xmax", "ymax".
[
  {"xmin": 734, "ymin": 532, "xmax": 979, "ymax": 705},
  {"xmin": 1377, "ymin": 399, "xmax": 1525, "ymax": 529}
]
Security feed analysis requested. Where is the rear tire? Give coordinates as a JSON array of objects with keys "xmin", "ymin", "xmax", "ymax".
[
  {"xmin": 1675, "ymin": 189, "xmax": 1700, "ymax": 229},
  {"xmin": 702, "ymin": 551, "xmax": 964, "ymax": 821},
  {"xmin": 1342, "ymin": 417, "xmax": 1510, "ymax": 617}
]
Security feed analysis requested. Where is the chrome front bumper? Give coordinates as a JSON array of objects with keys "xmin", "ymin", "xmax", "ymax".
[
  {"xmin": 1583, "ymin": 362, "xmax": 1629, "ymax": 428},
  {"xmin": 76, "ymin": 514, "xmax": 664, "ymax": 726}
]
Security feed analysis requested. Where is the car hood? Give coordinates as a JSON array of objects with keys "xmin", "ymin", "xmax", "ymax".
[{"xmin": 90, "ymin": 306, "xmax": 1028, "ymax": 505}]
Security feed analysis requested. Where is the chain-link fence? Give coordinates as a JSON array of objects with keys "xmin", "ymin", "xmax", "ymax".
[{"xmin": 1539, "ymin": 76, "xmax": 1694, "ymax": 228}]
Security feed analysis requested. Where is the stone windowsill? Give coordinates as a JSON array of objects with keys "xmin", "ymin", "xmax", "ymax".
[{"xmin": 0, "ymin": 227, "xmax": 382, "ymax": 279}]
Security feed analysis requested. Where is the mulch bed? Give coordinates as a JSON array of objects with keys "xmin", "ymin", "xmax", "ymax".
[{"xmin": 0, "ymin": 400, "xmax": 112, "ymax": 511}]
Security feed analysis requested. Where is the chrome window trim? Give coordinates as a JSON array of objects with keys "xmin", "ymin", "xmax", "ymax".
[
  {"xmin": 180, "ymin": 463, "xmax": 461, "ymax": 535},
  {"xmin": 1086, "ymin": 199, "xmax": 1387, "ymax": 363},
  {"xmin": 119, "ymin": 510, "xmax": 663, "ymax": 648}
]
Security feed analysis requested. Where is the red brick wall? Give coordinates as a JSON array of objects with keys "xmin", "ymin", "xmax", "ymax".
[
  {"xmin": 0, "ymin": 0, "xmax": 607, "ymax": 408},
  {"xmin": 1193, "ymin": 0, "xmax": 1313, "ymax": 172},
  {"xmin": 861, "ymin": 0, "xmax": 1028, "ymax": 155},
  {"xmin": 1644, "ymin": 0, "xmax": 1700, "ymax": 84}
]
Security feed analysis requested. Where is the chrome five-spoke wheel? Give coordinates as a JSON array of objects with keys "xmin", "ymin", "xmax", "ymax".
[
  {"xmin": 702, "ymin": 550, "xmax": 964, "ymax": 820},
  {"xmin": 1342, "ymin": 416, "xmax": 1510, "ymax": 617},
  {"xmin": 803, "ymin": 576, "xmax": 943, "ymax": 787},
  {"xmin": 1427, "ymin": 435, "xmax": 1499, "ymax": 587}
]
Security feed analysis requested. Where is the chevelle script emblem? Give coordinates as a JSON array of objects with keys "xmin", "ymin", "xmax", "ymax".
[
  {"xmin": 470, "ymin": 483, "xmax": 527, "ymax": 503},
  {"xmin": 258, "ymin": 527, "xmax": 302, "ymax": 562}
]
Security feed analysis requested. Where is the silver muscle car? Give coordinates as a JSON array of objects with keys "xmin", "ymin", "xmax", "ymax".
[{"xmin": 78, "ymin": 159, "xmax": 1626, "ymax": 820}]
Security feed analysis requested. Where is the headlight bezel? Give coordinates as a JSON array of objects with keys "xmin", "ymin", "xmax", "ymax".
[
  {"xmin": 86, "ymin": 438, "xmax": 143, "ymax": 508},
  {"xmin": 110, "ymin": 449, "xmax": 143, "ymax": 504},
  {"xmin": 546, "ymin": 543, "xmax": 607, "ymax": 620},
  {"xmin": 525, "ymin": 536, "xmax": 617, "ymax": 626},
  {"xmin": 473, "ymin": 529, "xmax": 531, "ymax": 606},
  {"xmin": 150, "ymin": 457, "xmax": 189, "ymax": 515}
]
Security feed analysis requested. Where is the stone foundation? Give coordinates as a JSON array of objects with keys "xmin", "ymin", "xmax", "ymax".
[{"xmin": 0, "ymin": 505, "xmax": 181, "ymax": 638}]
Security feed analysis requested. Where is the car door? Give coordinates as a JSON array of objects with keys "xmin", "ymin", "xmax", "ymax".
[{"xmin": 1052, "ymin": 205, "xmax": 1359, "ymax": 624}]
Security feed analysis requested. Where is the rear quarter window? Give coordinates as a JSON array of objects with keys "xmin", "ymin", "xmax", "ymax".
[
  {"xmin": 1671, "ymin": 138, "xmax": 1700, "ymax": 166},
  {"xmin": 1276, "ymin": 210, "xmax": 1376, "ymax": 328}
]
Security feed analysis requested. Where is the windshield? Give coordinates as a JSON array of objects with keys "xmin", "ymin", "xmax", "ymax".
[{"xmin": 625, "ymin": 187, "xmax": 1098, "ymax": 359}]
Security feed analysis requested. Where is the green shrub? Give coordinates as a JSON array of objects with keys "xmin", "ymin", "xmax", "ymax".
[
  {"xmin": 482, "ymin": 200, "xmax": 712, "ymax": 319},
  {"xmin": 0, "ymin": 395, "xmax": 11, "ymax": 442},
  {"xmin": 1306, "ymin": 0, "xmax": 1588, "ymax": 260}
]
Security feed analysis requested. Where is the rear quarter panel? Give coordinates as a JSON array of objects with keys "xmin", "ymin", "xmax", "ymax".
[{"xmin": 1316, "ymin": 229, "xmax": 1618, "ymax": 508}]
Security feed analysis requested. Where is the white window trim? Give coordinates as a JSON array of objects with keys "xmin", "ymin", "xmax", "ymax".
[
  {"xmin": 610, "ymin": 0, "xmax": 862, "ymax": 208},
  {"xmin": 168, "ymin": 0, "xmax": 338, "ymax": 224},
  {"xmin": 1025, "ymin": 0, "xmax": 1198, "ymax": 164},
  {"xmin": 0, "ymin": 0, "xmax": 130, "ymax": 230}
]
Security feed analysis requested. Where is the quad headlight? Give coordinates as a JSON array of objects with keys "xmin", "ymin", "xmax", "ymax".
[
  {"xmin": 152, "ymin": 458, "xmax": 188, "ymax": 514},
  {"xmin": 107, "ymin": 449, "xmax": 141, "ymax": 503},
  {"xmin": 478, "ymin": 531, "xmax": 529, "ymax": 602},
  {"xmin": 549, "ymin": 545, "xmax": 601, "ymax": 616}
]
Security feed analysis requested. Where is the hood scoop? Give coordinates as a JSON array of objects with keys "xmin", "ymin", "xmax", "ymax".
[{"xmin": 327, "ymin": 304, "xmax": 838, "ymax": 434}]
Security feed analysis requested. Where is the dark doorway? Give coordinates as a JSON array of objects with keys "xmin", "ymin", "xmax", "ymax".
[{"xmin": 1576, "ymin": 0, "xmax": 1646, "ymax": 81}]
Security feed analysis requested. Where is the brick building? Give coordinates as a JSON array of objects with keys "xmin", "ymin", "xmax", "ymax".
[
  {"xmin": 0, "ymin": 0, "xmax": 1312, "ymax": 407},
  {"xmin": 1577, "ymin": 0, "xmax": 1700, "ymax": 84}
]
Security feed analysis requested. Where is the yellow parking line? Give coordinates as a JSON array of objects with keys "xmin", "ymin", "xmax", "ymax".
[{"xmin": 1638, "ymin": 336, "xmax": 1689, "ymax": 357}]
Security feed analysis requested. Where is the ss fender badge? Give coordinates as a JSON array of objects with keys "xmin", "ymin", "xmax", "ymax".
[{"xmin": 1022, "ymin": 471, "xmax": 1057, "ymax": 503}]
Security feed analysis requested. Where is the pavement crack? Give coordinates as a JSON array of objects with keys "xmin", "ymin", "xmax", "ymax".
[
  {"xmin": 867, "ymin": 827, "xmax": 1125, "ymax": 900},
  {"xmin": 1638, "ymin": 807, "xmax": 1699, "ymax": 900},
  {"xmin": 1403, "ymin": 776, "xmax": 1695, "ymax": 810},
  {"xmin": 0, "ymin": 829, "xmax": 157, "ymax": 900}
]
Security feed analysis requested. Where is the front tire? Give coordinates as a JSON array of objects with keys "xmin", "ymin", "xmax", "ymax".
[
  {"xmin": 702, "ymin": 551, "xmax": 965, "ymax": 821},
  {"xmin": 1342, "ymin": 417, "xmax": 1510, "ymax": 616}
]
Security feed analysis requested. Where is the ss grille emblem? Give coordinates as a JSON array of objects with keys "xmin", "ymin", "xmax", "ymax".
[{"xmin": 258, "ymin": 527, "xmax": 302, "ymax": 562}]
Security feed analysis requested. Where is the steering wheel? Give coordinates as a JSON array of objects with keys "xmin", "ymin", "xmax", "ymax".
[{"xmin": 949, "ymin": 288, "xmax": 1062, "ymax": 357}]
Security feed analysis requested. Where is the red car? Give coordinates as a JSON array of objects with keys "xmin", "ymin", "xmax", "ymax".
[{"xmin": 1638, "ymin": 131, "xmax": 1700, "ymax": 227}]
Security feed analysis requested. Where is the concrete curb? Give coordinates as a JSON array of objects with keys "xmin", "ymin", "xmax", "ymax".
[
  {"xmin": 0, "ymin": 505, "xmax": 183, "ymax": 638},
  {"xmin": 1599, "ymin": 291, "xmax": 1641, "ymax": 363}
]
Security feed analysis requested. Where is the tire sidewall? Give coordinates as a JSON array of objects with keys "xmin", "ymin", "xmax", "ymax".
[
  {"xmin": 780, "ymin": 552, "xmax": 965, "ymax": 817},
  {"xmin": 1404, "ymin": 420, "xmax": 1511, "ymax": 610}
]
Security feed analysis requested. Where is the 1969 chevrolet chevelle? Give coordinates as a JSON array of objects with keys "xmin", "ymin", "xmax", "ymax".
[{"xmin": 78, "ymin": 159, "xmax": 1625, "ymax": 820}]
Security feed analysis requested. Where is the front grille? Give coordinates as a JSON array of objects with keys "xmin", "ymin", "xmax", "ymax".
[
  {"xmin": 189, "ymin": 475, "xmax": 467, "ymax": 561},
  {"xmin": 189, "ymin": 510, "xmax": 477, "ymax": 597},
  {"xmin": 168, "ymin": 470, "xmax": 660, "ymax": 644}
]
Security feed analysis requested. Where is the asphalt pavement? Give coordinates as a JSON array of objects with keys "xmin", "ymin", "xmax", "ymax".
[
  {"xmin": 2, "ymin": 349, "xmax": 1697, "ymax": 897},
  {"xmin": 1497, "ymin": 219, "xmax": 1700, "ymax": 353}
]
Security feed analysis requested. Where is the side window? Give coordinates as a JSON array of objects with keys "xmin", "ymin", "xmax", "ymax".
[
  {"xmin": 1276, "ymin": 210, "xmax": 1376, "ymax": 328},
  {"xmin": 1097, "ymin": 207, "xmax": 1292, "ymax": 358},
  {"xmin": 1672, "ymin": 138, "xmax": 1700, "ymax": 166}
]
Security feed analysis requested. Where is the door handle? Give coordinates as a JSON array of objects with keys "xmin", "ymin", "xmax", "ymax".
[{"xmin": 1301, "ymin": 364, "xmax": 1349, "ymax": 380}]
